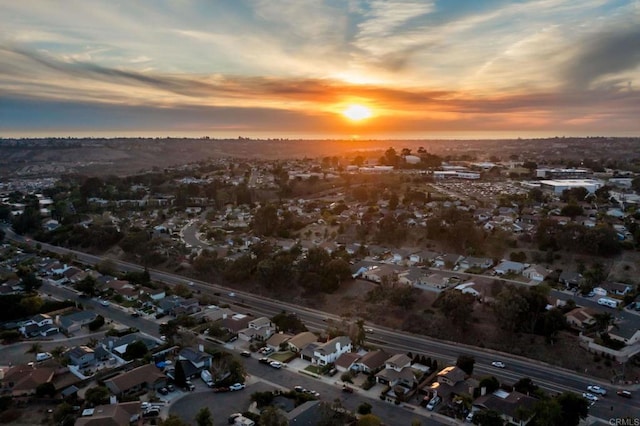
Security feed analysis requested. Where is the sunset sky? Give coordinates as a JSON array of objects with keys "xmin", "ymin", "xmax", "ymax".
[{"xmin": 1, "ymin": 0, "xmax": 639, "ymax": 138}]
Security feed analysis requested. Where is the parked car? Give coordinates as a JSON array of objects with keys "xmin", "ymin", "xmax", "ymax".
[
  {"xmin": 259, "ymin": 357, "xmax": 271, "ymax": 364},
  {"xmin": 229, "ymin": 383, "xmax": 246, "ymax": 391},
  {"xmin": 426, "ymin": 396, "xmax": 441, "ymax": 411},
  {"xmin": 167, "ymin": 384, "xmax": 175, "ymax": 392},
  {"xmin": 617, "ymin": 390, "xmax": 632, "ymax": 398},
  {"xmin": 269, "ymin": 361, "xmax": 283, "ymax": 369},
  {"xmin": 211, "ymin": 386, "xmax": 230, "ymax": 393},
  {"xmin": 158, "ymin": 387, "xmax": 169, "ymax": 395},
  {"xmin": 342, "ymin": 385, "xmax": 354, "ymax": 393},
  {"xmin": 587, "ymin": 385, "xmax": 607, "ymax": 396},
  {"xmin": 294, "ymin": 386, "xmax": 303, "ymax": 392},
  {"xmin": 184, "ymin": 381, "xmax": 195, "ymax": 391},
  {"xmin": 228, "ymin": 413, "xmax": 242, "ymax": 424},
  {"xmin": 142, "ymin": 409, "xmax": 160, "ymax": 418},
  {"xmin": 99, "ymin": 299, "xmax": 110, "ymax": 307},
  {"xmin": 240, "ymin": 351, "xmax": 251, "ymax": 357},
  {"xmin": 491, "ymin": 361, "xmax": 506, "ymax": 368}
]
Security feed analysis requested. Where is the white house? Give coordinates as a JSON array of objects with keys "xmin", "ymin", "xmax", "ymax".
[
  {"xmin": 522, "ymin": 265, "xmax": 550, "ymax": 282},
  {"xmin": 493, "ymin": 260, "xmax": 525, "ymax": 275},
  {"xmin": 312, "ymin": 336, "xmax": 352, "ymax": 366}
]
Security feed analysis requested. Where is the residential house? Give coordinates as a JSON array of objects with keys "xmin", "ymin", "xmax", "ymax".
[
  {"xmin": 67, "ymin": 345, "xmax": 96, "ymax": 368},
  {"xmin": 75, "ymin": 401, "xmax": 141, "ymax": 426},
  {"xmin": 141, "ymin": 286, "xmax": 166, "ymax": 301},
  {"xmin": 288, "ymin": 332, "xmax": 318, "ymax": 353},
  {"xmin": 101, "ymin": 333, "xmax": 159, "ymax": 357},
  {"xmin": 390, "ymin": 249, "xmax": 410, "ymax": 265},
  {"xmin": 20, "ymin": 314, "xmax": 59, "ymax": 338},
  {"xmin": 564, "ymin": 307, "xmax": 597, "ymax": 331},
  {"xmin": 222, "ymin": 313, "xmax": 252, "ymax": 334},
  {"xmin": 436, "ymin": 366, "xmax": 466, "ymax": 386},
  {"xmin": 608, "ymin": 324, "xmax": 640, "ymax": 346},
  {"xmin": 434, "ymin": 254, "xmax": 464, "ymax": 269},
  {"xmin": 558, "ymin": 271, "xmax": 583, "ymax": 289},
  {"xmin": 0, "ymin": 364, "xmax": 56, "ymax": 396},
  {"xmin": 493, "ymin": 260, "xmax": 525, "ymax": 275},
  {"xmin": 178, "ymin": 347, "xmax": 213, "ymax": 371},
  {"xmin": 459, "ymin": 257, "xmax": 493, "ymax": 271},
  {"xmin": 105, "ymin": 364, "xmax": 166, "ymax": 396},
  {"xmin": 56, "ymin": 311, "xmax": 98, "ymax": 334},
  {"xmin": 473, "ymin": 390, "xmax": 538, "ymax": 426},
  {"xmin": 454, "ymin": 282, "xmax": 481, "ymax": 298},
  {"xmin": 523, "ymin": 265, "xmax": 551, "ymax": 282},
  {"xmin": 239, "ymin": 316, "xmax": 275, "ymax": 342},
  {"xmin": 156, "ymin": 295, "xmax": 186, "ymax": 315},
  {"xmin": 335, "ymin": 352, "xmax": 361, "ymax": 372},
  {"xmin": 599, "ymin": 281, "xmax": 633, "ymax": 296},
  {"xmin": 353, "ymin": 350, "xmax": 390, "ymax": 374},
  {"xmin": 173, "ymin": 297, "xmax": 200, "ymax": 316},
  {"xmin": 375, "ymin": 353, "xmax": 415, "ymax": 387},
  {"xmin": 312, "ymin": 336, "xmax": 353, "ymax": 366},
  {"xmin": 106, "ymin": 280, "xmax": 138, "ymax": 301},
  {"xmin": 265, "ymin": 333, "xmax": 292, "ymax": 351},
  {"xmin": 415, "ymin": 272, "xmax": 452, "ymax": 291},
  {"xmin": 361, "ymin": 264, "xmax": 402, "ymax": 283},
  {"xmin": 408, "ymin": 250, "xmax": 438, "ymax": 265}
]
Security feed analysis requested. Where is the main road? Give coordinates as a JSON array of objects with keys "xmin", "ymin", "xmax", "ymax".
[{"xmin": 4, "ymin": 228, "xmax": 638, "ymax": 420}]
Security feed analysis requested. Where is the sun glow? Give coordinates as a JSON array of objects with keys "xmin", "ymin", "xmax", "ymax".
[{"xmin": 342, "ymin": 104, "xmax": 372, "ymax": 122}]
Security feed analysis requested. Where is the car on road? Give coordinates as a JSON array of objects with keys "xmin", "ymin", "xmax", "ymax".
[
  {"xmin": 188, "ymin": 281, "xmax": 194, "ymax": 286},
  {"xmin": 342, "ymin": 385, "xmax": 354, "ymax": 393},
  {"xmin": 617, "ymin": 390, "xmax": 632, "ymax": 398},
  {"xmin": 259, "ymin": 357, "xmax": 271, "ymax": 364},
  {"xmin": 269, "ymin": 361, "xmax": 282, "ymax": 369},
  {"xmin": 240, "ymin": 351, "xmax": 251, "ymax": 357},
  {"xmin": 228, "ymin": 292, "xmax": 236, "ymax": 297},
  {"xmin": 582, "ymin": 392, "xmax": 598, "ymax": 402},
  {"xmin": 587, "ymin": 385, "xmax": 607, "ymax": 396},
  {"xmin": 229, "ymin": 383, "xmax": 245, "ymax": 391},
  {"xmin": 491, "ymin": 361, "xmax": 506, "ymax": 368},
  {"xmin": 99, "ymin": 299, "xmax": 110, "ymax": 307},
  {"xmin": 158, "ymin": 387, "xmax": 169, "ymax": 395},
  {"xmin": 131, "ymin": 312, "xmax": 140, "ymax": 317},
  {"xmin": 364, "ymin": 327, "xmax": 374, "ymax": 333}
]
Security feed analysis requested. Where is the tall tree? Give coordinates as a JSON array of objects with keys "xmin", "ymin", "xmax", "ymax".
[
  {"xmin": 259, "ymin": 406, "xmax": 288, "ymax": 426},
  {"xmin": 195, "ymin": 407, "xmax": 214, "ymax": 426}
]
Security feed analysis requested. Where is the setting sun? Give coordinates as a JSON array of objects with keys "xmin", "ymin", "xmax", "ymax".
[{"xmin": 342, "ymin": 104, "xmax": 372, "ymax": 122}]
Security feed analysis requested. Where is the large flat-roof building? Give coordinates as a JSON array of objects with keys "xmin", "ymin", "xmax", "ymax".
[{"xmin": 539, "ymin": 179, "xmax": 603, "ymax": 194}]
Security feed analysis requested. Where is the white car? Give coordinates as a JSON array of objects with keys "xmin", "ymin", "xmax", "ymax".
[
  {"xmin": 587, "ymin": 385, "xmax": 607, "ymax": 396},
  {"xmin": 99, "ymin": 299, "xmax": 110, "ymax": 307},
  {"xmin": 491, "ymin": 361, "xmax": 506, "ymax": 368},
  {"xmin": 229, "ymin": 383, "xmax": 245, "ymax": 391},
  {"xmin": 582, "ymin": 392, "xmax": 599, "ymax": 402},
  {"xmin": 269, "ymin": 361, "xmax": 282, "ymax": 369}
]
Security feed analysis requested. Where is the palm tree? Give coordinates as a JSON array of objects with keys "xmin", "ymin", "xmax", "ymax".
[
  {"xmin": 593, "ymin": 312, "xmax": 613, "ymax": 333},
  {"xmin": 26, "ymin": 342, "xmax": 42, "ymax": 354}
]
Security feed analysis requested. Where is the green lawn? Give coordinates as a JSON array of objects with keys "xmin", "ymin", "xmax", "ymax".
[
  {"xmin": 270, "ymin": 351, "xmax": 294, "ymax": 362},
  {"xmin": 304, "ymin": 365, "xmax": 322, "ymax": 375}
]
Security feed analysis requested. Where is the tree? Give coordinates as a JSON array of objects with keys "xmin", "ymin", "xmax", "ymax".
[
  {"xmin": 84, "ymin": 386, "xmax": 110, "ymax": 406},
  {"xmin": 259, "ymin": 406, "xmax": 288, "ymax": 426},
  {"xmin": 26, "ymin": 342, "xmax": 42, "ymax": 354},
  {"xmin": 124, "ymin": 340, "xmax": 148, "ymax": 359},
  {"xmin": 36, "ymin": 382, "xmax": 56, "ymax": 397},
  {"xmin": 357, "ymin": 402, "xmax": 373, "ymax": 415},
  {"xmin": 456, "ymin": 355, "xmax": 475, "ymax": 375},
  {"xmin": 474, "ymin": 409, "xmax": 504, "ymax": 426},
  {"xmin": 20, "ymin": 272, "xmax": 42, "ymax": 292},
  {"xmin": 478, "ymin": 376, "xmax": 500, "ymax": 394},
  {"xmin": 514, "ymin": 377, "xmax": 538, "ymax": 395},
  {"xmin": 557, "ymin": 392, "xmax": 589, "ymax": 426},
  {"xmin": 195, "ymin": 407, "xmax": 214, "ymax": 426},
  {"xmin": 357, "ymin": 414, "xmax": 383, "ymax": 426},
  {"xmin": 353, "ymin": 319, "xmax": 366, "ymax": 347},
  {"xmin": 436, "ymin": 291, "xmax": 475, "ymax": 331},
  {"xmin": 253, "ymin": 204, "xmax": 279, "ymax": 236},
  {"xmin": 88, "ymin": 315, "xmax": 105, "ymax": 331},
  {"xmin": 76, "ymin": 275, "xmax": 97, "ymax": 296}
]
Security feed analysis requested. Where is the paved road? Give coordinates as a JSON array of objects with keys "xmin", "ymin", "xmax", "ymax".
[{"xmin": 3, "ymin": 228, "xmax": 638, "ymax": 421}]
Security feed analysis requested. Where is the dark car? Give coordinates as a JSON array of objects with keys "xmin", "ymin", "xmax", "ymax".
[
  {"xmin": 143, "ymin": 409, "xmax": 160, "ymax": 418},
  {"xmin": 240, "ymin": 351, "xmax": 251, "ymax": 357},
  {"xmin": 155, "ymin": 312, "xmax": 166, "ymax": 319},
  {"xmin": 617, "ymin": 390, "xmax": 632, "ymax": 398},
  {"xmin": 131, "ymin": 312, "xmax": 140, "ymax": 317},
  {"xmin": 166, "ymin": 384, "xmax": 175, "ymax": 392},
  {"xmin": 342, "ymin": 385, "xmax": 354, "ymax": 393},
  {"xmin": 158, "ymin": 387, "xmax": 169, "ymax": 395},
  {"xmin": 259, "ymin": 357, "xmax": 271, "ymax": 364},
  {"xmin": 212, "ymin": 387, "xmax": 230, "ymax": 393}
]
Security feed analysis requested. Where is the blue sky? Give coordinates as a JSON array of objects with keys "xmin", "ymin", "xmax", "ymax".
[{"xmin": 1, "ymin": 0, "xmax": 639, "ymax": 137}]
